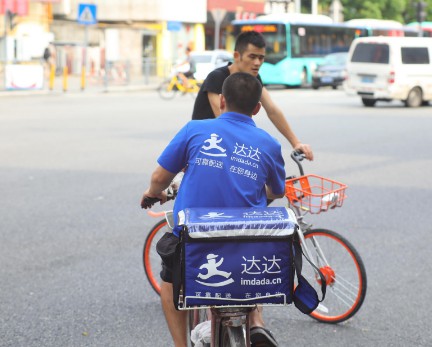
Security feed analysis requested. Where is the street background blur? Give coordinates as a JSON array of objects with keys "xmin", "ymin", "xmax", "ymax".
[{"xmin": 1, "ymin": 0, "xmax": 431, "ymax": 93}]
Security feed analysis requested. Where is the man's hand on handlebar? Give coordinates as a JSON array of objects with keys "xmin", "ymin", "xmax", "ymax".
[
  {"xmin": 140, "ymin": 184, "xmax": 178, "ymax": 209},
  {"xmin": 294, "ymin": 143, "xmax": 313, "ymax": 161},
  {"xmin": 140, "ymin": 190, "xmax": 167, "ymax": 209}
]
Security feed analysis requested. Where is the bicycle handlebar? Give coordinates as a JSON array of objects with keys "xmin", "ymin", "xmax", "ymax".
[
  {"xmin": 141, "ymin": 186, "xmax": 177, "ymax": 209},
  {"xmin": 290, "ymin": 150, "xmax": 306, "ymax": 176}
]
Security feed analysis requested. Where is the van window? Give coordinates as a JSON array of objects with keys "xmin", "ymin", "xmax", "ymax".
[
  {"xmin": 401, "ymin": 47, "xmax": 430, "ymax": 64},
  {"xmin": 351, "ymin": 43, "xmax": 389, "ymax": 64}
]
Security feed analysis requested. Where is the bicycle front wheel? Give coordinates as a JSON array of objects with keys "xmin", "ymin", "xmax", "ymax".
[
  {"xmin": 158, "ymin": 80, "xmax": 177, "ymax": 99},
  {"xmin": 302, "ymin": 228, "xmax": 367, "ymax": 323},
  {"xmin": 143, "ymin": 219, "xmax": 170, "ymax": 295}
]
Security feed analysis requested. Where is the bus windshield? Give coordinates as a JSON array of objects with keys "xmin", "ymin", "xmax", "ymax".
[{"xmin": 232, "ymin": 24, "xmax": 287, "ymax": 64}]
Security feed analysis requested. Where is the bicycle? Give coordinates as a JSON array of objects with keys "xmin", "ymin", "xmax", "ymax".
[
  {"xmin": 157, "ymin": 72, "xmax": 202, "ymax": 100},
  {"xmin": 143, "ymin": 151, "xmax": 367, "ymax": 325}
]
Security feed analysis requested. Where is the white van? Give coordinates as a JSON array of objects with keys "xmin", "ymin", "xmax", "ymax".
[{"xmin": 344, "ymin": 36, "xmax": 432, "ymax": 107}]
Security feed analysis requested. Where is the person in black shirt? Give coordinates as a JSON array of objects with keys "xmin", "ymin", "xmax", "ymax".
[{"xmin": 191, "ymin": 31, "xmax": 313, "ymax": 161}]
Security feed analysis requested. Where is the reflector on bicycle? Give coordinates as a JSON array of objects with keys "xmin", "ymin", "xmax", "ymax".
[{"xmin": 173, "ymin": 207, "xmax": 298, "ymax": 309}]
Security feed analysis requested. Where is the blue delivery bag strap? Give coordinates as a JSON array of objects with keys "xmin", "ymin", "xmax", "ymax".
[{"xmin": 293, "ymin": 232, "xmax": 326, "ymax": 313}]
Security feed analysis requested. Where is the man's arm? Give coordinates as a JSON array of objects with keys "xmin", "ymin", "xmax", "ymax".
[
  {"xmin": 141, "ymin": 165, "xmax": 177, "ymax": 208},
  {"xmin": 260, "ymin": 87, "xmax": 314, "ymax": 160},
  {"xmin": 208, "ymin": 92, "xmax": 222, "ymax": 117},
  {"xmin": 265, "ymin": 185, "xmax": 285, "ymax": 200}
]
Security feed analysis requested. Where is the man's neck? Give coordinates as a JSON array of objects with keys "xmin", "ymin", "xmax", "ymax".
[{"xmin": 228, "ymin": 63, "xmax": 240, "ymax": 75}]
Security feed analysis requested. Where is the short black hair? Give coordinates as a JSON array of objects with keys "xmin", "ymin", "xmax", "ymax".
[
  {"xmin": 222, "ymin": 72, "xmax": 262, "ymax": 115},
  {"xmin": 234, "ymin": 31, "xmax": 266, "ymax": 54}
]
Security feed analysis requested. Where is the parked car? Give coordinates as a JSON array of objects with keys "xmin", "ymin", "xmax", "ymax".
[
  {"xmin": 312, "ymin": 52, "xmax": 348, "ymax": 89},
  {"xmin": 191, "ymin": 50, "xmax": 233, "ymax": 81},
  {"xmin": 344, "ymin": 36, "xmax": 432, "ymax": 107}
]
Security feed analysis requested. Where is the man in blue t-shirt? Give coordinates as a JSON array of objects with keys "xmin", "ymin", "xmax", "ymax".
[{"xmin": 141, "ymin": 72, "xmax": 285, "ymax": 347}]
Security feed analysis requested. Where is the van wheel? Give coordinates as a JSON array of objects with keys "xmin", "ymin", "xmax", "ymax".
[
  {"xmin": 405, "ymin": 87, "xmax": 422, "ymax": 107},
  {"xmin": 361, "ymin": 98, "xmax": 376, "ymax": 107}
]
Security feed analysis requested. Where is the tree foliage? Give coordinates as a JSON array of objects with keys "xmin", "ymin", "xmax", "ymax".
[{"xmin": 312, "ymin": 0, "xmax": 432, "ymax": 23}]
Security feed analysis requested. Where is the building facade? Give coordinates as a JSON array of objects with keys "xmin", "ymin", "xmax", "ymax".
[
  {"xmin": 1, "ymin": 0, "xmax": 271, "ymax": 78},
  {"xmin": 49, "ymin": 0, "xmax": 207, "ymax": 77},
  {"xmin": 1, "ymin": 0, "xmax": 53, "ymax": 62},
  {"xmin": 206, "ymin": 0, "xmax": 266, "ymax": 50}
]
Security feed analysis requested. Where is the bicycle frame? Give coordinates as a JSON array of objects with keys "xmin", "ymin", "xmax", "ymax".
[
  {"xmin": 167, "ymin": 74, "xmax": 200, "ymax": 93},
  {"xmin": 211, "ymin": 307, "xmax": 252, "ymax": 347},
  {"xmin": 147, "ymin": 210, "xmax": 174, "ymax": 229}
]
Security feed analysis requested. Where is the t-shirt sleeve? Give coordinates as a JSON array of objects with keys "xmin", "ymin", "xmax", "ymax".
[
  {"xmin": 157, "ymin": 123, "xmax": 190, "ymax": 173},
  {"xmin": 266, "ymin": 141, "xmax": 286, "ymax": 195},
  {"xmin": 201, "ymin": 69, "xmax": 226, "ymax": 95}
]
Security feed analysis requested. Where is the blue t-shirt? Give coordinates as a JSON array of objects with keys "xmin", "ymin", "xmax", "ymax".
[{"xmin": 158, "ymin": 112, "xmax": 285, "ymax": 226}]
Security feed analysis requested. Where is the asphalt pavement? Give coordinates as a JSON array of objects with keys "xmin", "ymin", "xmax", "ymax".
[
  {"xmin": 1, "ymin": 88, "xmax": 432, "ymax": 347},
  {"xmin": 0, "ymin": 74, "xmax": 161, "ymax": 97}
]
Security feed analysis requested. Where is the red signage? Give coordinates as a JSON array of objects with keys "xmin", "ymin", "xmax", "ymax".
[
  {"xmin": 207, "ymin": 0, "xmax": 265, "ymax": 14},
  {"xmin": 0, "ymin": 0, "xmax": 29, "ymax": 16}
]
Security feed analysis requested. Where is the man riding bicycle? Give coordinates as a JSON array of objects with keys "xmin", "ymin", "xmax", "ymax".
[
  {"xmin": 177, "ymin": 47, "xmax": 196, "ymax": 90},
  {"xmin": 141, "ymin": 73, "xmax": 285, "ymax": 347},
  {"xmin": 191, "ymin": 30, "xmax": 314, "ymax": 161}
]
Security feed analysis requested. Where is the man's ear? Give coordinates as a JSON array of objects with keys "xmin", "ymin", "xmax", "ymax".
[
  {"xmin": 252, "ymin": 102, "xmax": 262, "ymax": 116},
  {"xmin": 219, "ymin": 94, "xmax": 226, "ymax": 112},
  {"xmin": 233, "ymin": 51, "xmax": 240, "ymax": 61}
]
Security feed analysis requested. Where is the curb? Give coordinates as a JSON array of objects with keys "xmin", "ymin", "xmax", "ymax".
[{"xmin": 0, "ymin": 84, "xmax": 159, "ymax": 97}]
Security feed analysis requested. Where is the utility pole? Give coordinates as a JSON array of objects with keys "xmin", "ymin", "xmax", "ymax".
[
  {"xmin": 295, "ymin": 0, "xmax": 301, "ymax": 13},
  {"xmin": 210, "ymin": 8, "xmax": 226, "ymax": 50},
  {"xmin": 3, "ymin": 12, "xmax": 7, "ymax": 64},
  {"xmin": 416, "ymin": 1, "xmax": 427, "ymax": 37},
  {"xmin": 312, "ymin": 0, "xmax": 318, "ymax": 15}
]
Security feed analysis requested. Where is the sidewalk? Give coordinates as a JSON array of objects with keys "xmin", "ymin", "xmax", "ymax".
[{"xmin": 0, "ymin": 74, "xmax": 161, "ymax": 97}]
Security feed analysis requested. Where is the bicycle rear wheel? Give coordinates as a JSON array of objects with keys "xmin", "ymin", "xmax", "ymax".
[
  {"xmin": 158, "ymin": 80, "xmax": 177, "ymax": 99},
  {"xmin": 143, "ymin": 219, "xmax": 169, "ymax": 295},
  {"xmin": 220, "ymin": 325, "xmax": 246, "ymax": 347},
  {"xmin": 302, "ymin": 228, "xmax": 367, "ymax": 323}
]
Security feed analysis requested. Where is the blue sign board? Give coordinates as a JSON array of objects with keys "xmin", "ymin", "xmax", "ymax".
[
  {"xmin": 167, "ymin": 21, "xmax": 182, "ymax": 32},
  {"xmin": 77, "ymin": 3, "xmax": 97, "ymax": 25}
]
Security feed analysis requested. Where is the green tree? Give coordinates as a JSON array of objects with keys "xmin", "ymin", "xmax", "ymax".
[
  {"xmin": 317, "ymin": 0, "xmax": 432, "ymax": 23},
  {"xmin": 404, "ymin": 0, "xmax": 432, "ymax": 23}
]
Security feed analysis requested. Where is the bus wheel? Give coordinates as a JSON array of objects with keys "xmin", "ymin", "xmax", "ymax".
[
  {"xmin": 361, "ymin": 98, "xmax": 376, "ymax": 107},
  {"xmin": 405, "ymin": 87, "xmax": 422, "ymax": 108}
]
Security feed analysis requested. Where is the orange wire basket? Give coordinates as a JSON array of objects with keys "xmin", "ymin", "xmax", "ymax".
[{"xmin": 285, "ymin": 174, "xmax": 348, "ymax": 214}]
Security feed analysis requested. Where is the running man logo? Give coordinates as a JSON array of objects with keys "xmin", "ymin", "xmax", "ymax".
[
  {"xmin": 200, "ymin": 133, "xmax": 227, "ymax": 157},
  {"xmin": 196, "ymin": 253, "xmax": 234, "ymax": 287},
  {"xmin": 198, "ymin": 212, "xmax": 233, "ymax": 220}
]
